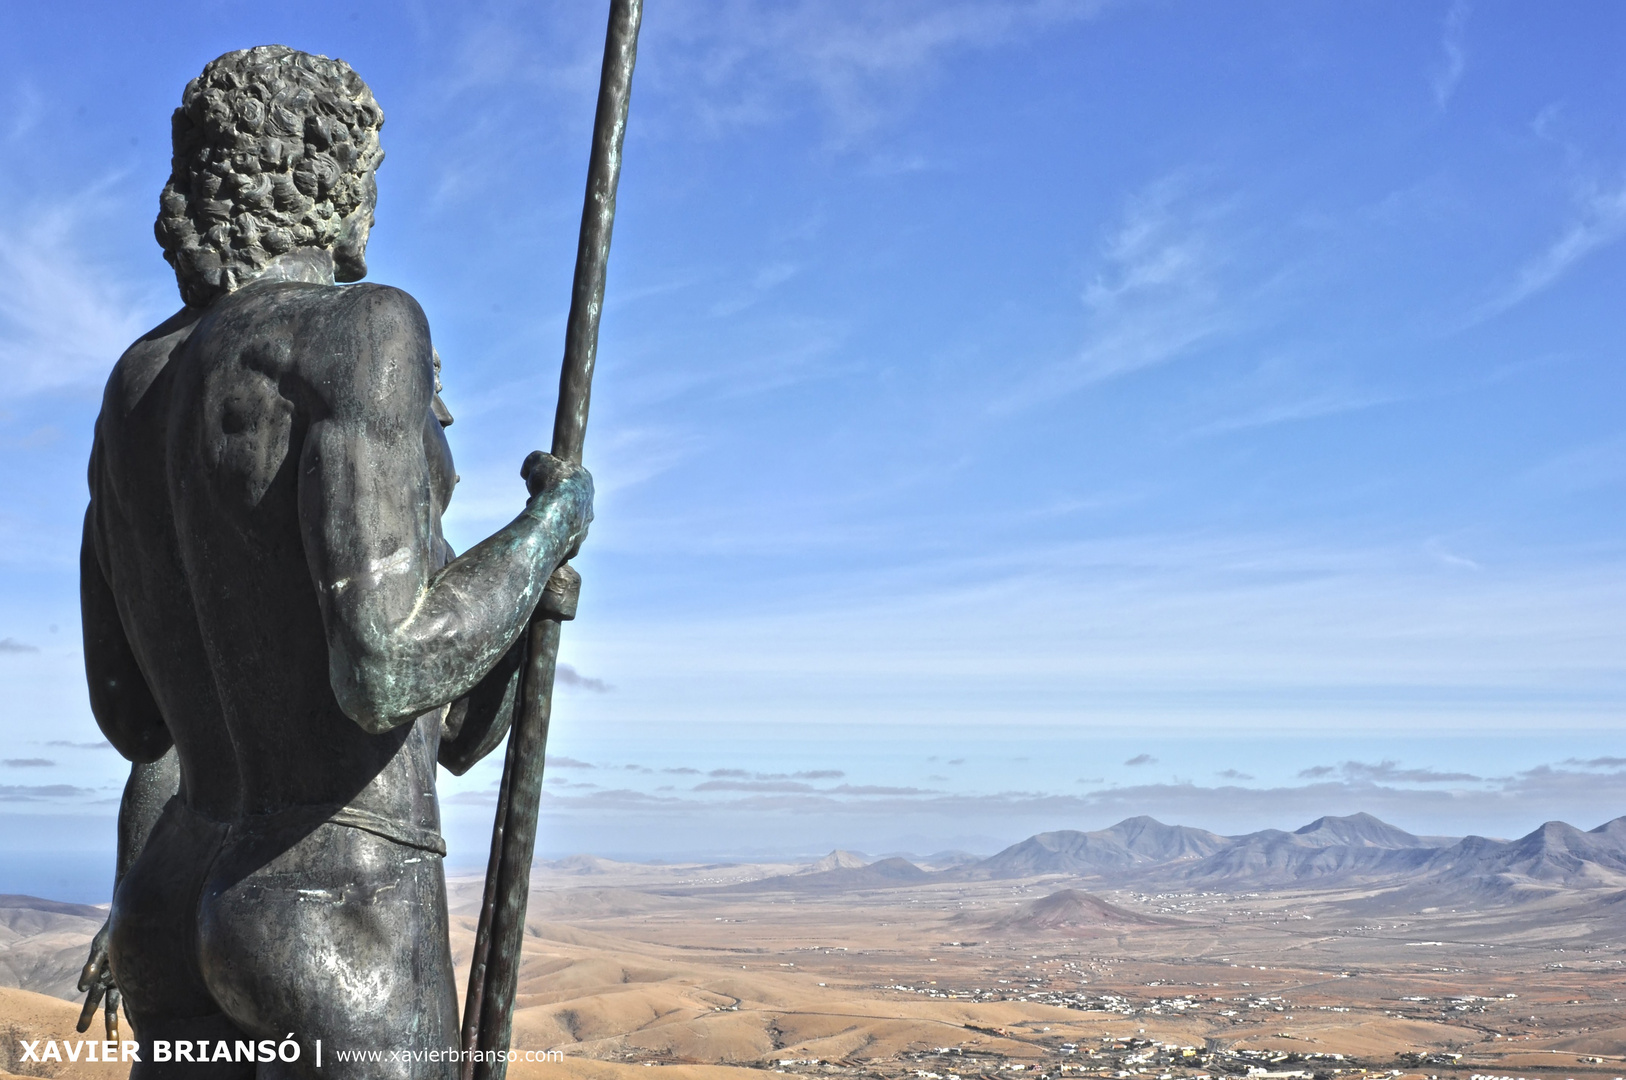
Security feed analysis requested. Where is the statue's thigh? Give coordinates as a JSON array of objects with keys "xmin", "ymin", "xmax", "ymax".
[{"xmin": 198, "ymin": 822, "xmax": 457, "ymax": 1079}]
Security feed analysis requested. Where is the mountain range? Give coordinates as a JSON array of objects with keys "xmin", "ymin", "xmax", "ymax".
[
  {"xmin": 962, "ymin": 812, "xmax": 1626, "ymax": 895},
  {"xmin": 715, "ymin": 812, "xmax": 1626, "ymax": 904}
]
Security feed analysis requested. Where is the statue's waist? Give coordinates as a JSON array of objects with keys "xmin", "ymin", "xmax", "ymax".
[{"xmin": 180, "ymin": 797, "xmax": 446, "ymax": 856}]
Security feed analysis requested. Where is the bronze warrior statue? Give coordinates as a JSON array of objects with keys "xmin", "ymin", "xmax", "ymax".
[{"xmin": 76, "ymin": 45, "xmax": 593, "ymax": 1077}]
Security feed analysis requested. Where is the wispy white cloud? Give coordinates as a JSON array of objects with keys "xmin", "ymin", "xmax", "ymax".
[
  {"xmin": 1430, "ymin": 0, "xmax": 1470, "ymax": 110},
  {"xmin": 617, "ymin": 316, "xmax": 848, "ymax": 411},
  {"xmin": 1423, "ymin": 538, "xmax": 1481, "ymax": 572},
  {"xmin": 587, "ymin": 423, "xmax": 706, "ymax": 496},
  {"xmin": 4, "ymin": 83, "xmax": 43, "ymax": 143},
  {"xmin": 996, "ymin": 175, "xmax": 1236, "ymax": 410},
  {"xmin": 1298, "ymin": 759, "xmax": 1481, "ymax": 784},
  {"xmin": 1188, "ymin": 391, "xmax": 1393, "ymax": 439},
  {"xmin": 708, "ymin": 261, "xmax": 801, "ymax": 318},
  {"xmin": 402, "ymin": 7, "xmax": 608, "ymax": 213},
  {"xmin": 1519, "ymin": 431, "xmax": 1626, "ymax": 494},
  {"xmin": 441, "ymin": 11, "xmax": 603, "ymax": 98},
  {"xmin": 0, "ymin": 191, "xmax": 167, "ymax": 396},
  {"xmin": 559, "ymin": 529, "xmax": 1626, "ymax": 740},
  {"xmin": 0, "ymin": 783, "xmax": 97, "ymax": 802},
  {"xmin": 1477, "ymin": 176, "xmax": 1626, "ymax": 318},
  {"xmin": 1170, "ymin": 344, "xmax": 1400, "ymax": 442},
  {"xmin": 651, "ymin": 0, "xmax": 1113, "ymax": 144},
  {"xmin": 439, "ymin": 422, "xmax": 704, "ymax": 544},
  {"xmin": 419, "ymin": 0, "xmax": 1115, "ymax": 207}
]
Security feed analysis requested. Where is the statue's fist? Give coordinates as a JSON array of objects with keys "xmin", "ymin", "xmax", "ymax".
[
  {"xmin": 522, "ymin": 450, "xmax": 585, "ymax": 498},
  {"xmin": 521, "ymin": 452, "xmax": 594, "ymax": 553}
]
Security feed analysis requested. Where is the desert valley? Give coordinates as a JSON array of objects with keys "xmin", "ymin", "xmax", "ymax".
[{"xmin": 3, "ymin": 812, "xmax": 1625, "ymax": 1080}]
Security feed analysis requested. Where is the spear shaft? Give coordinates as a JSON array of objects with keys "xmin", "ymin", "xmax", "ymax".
[
  {"xmin": 461, "ymin": 4, "xmax": 641, "ymax": 1077},
  {"xmin": 553, "ymin": 0, "xmax": 641, "ymax": 469}
]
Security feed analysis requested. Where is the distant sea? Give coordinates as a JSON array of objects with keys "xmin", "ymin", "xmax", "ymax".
[
  {"xmin": 0, "ymin": 812, "xmax": 117, "ymax": 903},
  {"xmin": 0, "ymin": 851, "xmax": 115, "ymax": 905}
]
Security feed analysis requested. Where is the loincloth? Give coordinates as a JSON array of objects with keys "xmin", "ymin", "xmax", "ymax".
[{"xmin": 181, "ymin": 798, "xmax": 447, "ymax": 856}]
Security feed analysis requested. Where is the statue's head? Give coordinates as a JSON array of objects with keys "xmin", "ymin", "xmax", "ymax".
[{"xmin": 156, "ymin": 45, "xmax": 385, "ymax": 309}]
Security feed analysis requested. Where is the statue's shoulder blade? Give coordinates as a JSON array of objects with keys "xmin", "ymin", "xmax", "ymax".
[{"xmin": 100, "ymin": 307, "xmax": 200, "ymax": 419}]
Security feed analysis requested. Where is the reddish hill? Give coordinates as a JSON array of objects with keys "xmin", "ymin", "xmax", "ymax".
[{"xmin": 986, "ymin": 888, "xmax": 1178, "ymax": 933}]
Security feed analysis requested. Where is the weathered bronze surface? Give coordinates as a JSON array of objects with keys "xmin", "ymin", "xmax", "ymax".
[{"xmin": 79, "ymin": 45, "xmax": 592, "ymax": 1076}]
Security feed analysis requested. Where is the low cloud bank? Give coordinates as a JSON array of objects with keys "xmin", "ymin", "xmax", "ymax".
[{"xmin": 432, "ymin": 756, "xmax": 1626, "ymax": 861}]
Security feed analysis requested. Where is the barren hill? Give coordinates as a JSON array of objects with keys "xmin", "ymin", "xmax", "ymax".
[
  {"xmin": 965, "ymin": 830, "xmax": 1140, "ymax": 877},
  {"xmin": 549, "ymin": 855, "xmax": 627, "ymax": 876},
  {"xmin": 985, "ymin": 888, "xmax": 1177, "ymax": 933},
  {"xmin": 788, "ymin": 855, "xmax": 929, "ymax": 889},
  {"xmin": 964, "ymin": 817, "xmax": 1224, "ymax": 879},
  {"xmin": 1099, "ymin": 815, "xmax": 1229, "ymax": 860},
  {"xmin": 919, "ymin": 850, "xmax": 981, "ymax": 870},
  {"xmin": 0, "ymin": 895, "xmax": 107, "ymax": 1000},
  {"xmin": 1291, "ymin": 812, "xmax": 1430, "ymax": 848},
  {"xmin": 701, "ymin": 856, "xmax": 930, "ymax": 894},
  {"xmin": 802, "ymin": 850, "xmax": 868, "ymax": 873}
]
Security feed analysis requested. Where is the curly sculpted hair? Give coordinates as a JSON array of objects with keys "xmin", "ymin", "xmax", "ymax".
[{"xmin": 156, "ymin": 45, "xmax": 384, "ymax": 309}]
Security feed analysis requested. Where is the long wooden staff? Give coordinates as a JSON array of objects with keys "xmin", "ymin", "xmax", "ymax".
[{"xmin": 460, "ymin": 3, "xmax": 642, "ymax": 1077}]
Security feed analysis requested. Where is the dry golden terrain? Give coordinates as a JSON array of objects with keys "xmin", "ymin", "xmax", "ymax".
[{"xmin": 4, "ymin": 858, "xmax": 1624, "ymax": 1079}]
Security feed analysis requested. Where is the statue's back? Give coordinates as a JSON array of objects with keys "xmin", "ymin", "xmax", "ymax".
[{"xmin": 90, "ymin": 279, "xmax": 448, "ymax": 823}]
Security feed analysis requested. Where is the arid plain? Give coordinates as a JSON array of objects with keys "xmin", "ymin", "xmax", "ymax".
[{"xmin": 4, "ymin": 813, "xmax": 1625, "ymax": 1080}]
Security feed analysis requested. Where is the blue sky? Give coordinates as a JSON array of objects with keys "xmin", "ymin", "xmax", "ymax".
[{"xmin": 2, "ymin": 1, "xmax": 1624, "ymax": 898}]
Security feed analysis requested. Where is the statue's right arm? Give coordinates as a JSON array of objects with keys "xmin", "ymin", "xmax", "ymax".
[
  {"xmin": 79, "ymin": 749, "xmax": 179, "ymax": 1012},
  {"xmin": 298, "ymin": 286, "xmax": 592, "ymax": 734},
  {"xmin": 80, "ymin": 507, "xmax": 172, "ymax": 763},
  {"xmin": 78, "ymin": 500, "xmax": 179, "ymax": 1021}
]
